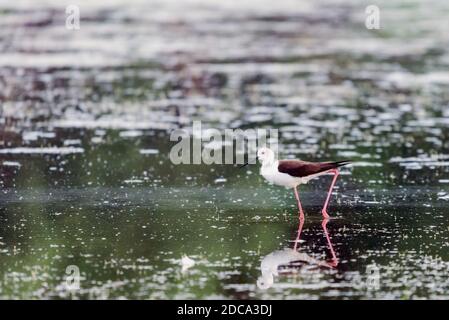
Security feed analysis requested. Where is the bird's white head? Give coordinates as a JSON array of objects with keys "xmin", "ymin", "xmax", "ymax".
[
  {"xmin": 257, "ymin": 147, "xmax": 275, "ymax": 166},
  {"xmin": 256, "ymin": 274, "xmax": 274, "ymax": 290}
]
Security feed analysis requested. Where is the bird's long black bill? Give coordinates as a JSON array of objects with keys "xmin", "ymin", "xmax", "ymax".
[{"xmin": 239, "ymin": 156, "xmax": 258, "ymax": 168}]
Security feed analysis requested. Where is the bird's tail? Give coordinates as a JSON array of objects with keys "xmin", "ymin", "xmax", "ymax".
[
  {"xmin": 332, "ymin": 160, "xmax": 352, "ymax": 168},
  {"xmin": 316, "ymin": 160, "xmax": 352, "ymax": 174}
]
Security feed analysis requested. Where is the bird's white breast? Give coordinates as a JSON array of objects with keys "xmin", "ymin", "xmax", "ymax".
[{"xmin": 260, "ymin": 161, "xmax": 302, "ymax": 188}]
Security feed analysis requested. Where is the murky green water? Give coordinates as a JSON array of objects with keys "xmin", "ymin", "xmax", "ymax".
[{"xmin": 1, "ymin": 0, "xmax": 449, "ymax": 299}]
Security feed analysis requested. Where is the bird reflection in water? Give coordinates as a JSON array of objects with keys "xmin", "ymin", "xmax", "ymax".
[{"xmin": 257, "ymin": 219, "xmax": 338, "ymax": 290}]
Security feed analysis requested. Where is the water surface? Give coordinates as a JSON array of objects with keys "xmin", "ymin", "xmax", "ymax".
[{"xmin": 1, "ymin": 0, "xmax": 449, "ymax": 299}]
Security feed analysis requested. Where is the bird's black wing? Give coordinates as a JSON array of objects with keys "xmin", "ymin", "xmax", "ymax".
[{"xmin": 278, "ymin": 160, "xmax": 350, "ymax": 177}]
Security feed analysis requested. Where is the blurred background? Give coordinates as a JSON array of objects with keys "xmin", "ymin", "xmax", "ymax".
[{"xmin": 1, "ymin": 0, "xmax": 449, "ymax": 299}]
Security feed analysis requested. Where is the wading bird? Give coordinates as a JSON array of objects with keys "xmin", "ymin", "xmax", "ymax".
[
  {"xmin": 257, "ymin": 218, "xmax": 337, "ymax": 289},
  {"xmin": 241, "ymin": 147, "xmax": 350, "ymax": 220}
]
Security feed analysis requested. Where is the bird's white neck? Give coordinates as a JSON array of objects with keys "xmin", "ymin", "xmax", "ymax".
[{"xmin": 261, "ymin": 158, "xmax": 277, "ymax": 168}]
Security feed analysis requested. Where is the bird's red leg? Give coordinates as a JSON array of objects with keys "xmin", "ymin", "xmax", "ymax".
[
  {"xmin": 293, "ymin": 217, "xmax": 304, "ymax": 251},
  {"xmin": 321, "ymin": 169, "xmax": 339, "ymax": 219},
  {"xmin": 293, "ymin": 186, "xmax": 305, "ymax": 221},
  {"xmin": 322, "ymin": 219, "xmax": 338, "ymax": 267}
]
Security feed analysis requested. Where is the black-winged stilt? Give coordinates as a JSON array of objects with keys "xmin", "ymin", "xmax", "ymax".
[
  {"xmin": 257, "ymin": 218, "xmax": 337, "ymax": 289},
  {"xmin": 241, "ymin": 147, "xmax": 350, "ymax": 220}
]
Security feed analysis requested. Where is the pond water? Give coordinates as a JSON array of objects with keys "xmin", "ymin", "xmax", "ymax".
[{"xmin": 1, "ymin": 0, "xmax": 449, "ymax": 299}]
